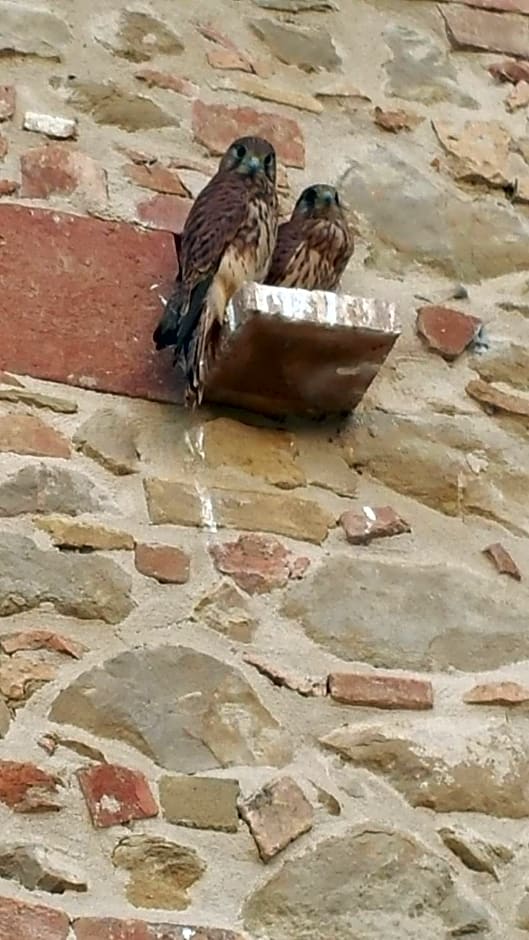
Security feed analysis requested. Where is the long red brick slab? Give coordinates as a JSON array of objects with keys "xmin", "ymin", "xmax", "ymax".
[{"xmin": 0, "ymin": 205, "xmax": 184, "ymax": 403}]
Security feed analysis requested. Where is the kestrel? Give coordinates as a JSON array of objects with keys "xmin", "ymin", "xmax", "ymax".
[
  {"xmin": 265, "ymin": 184, "xmax": 353, "ymax": 292},
  {"xmin": 153, "ymin": 136, "xmax": 279, "ymax": 406}
]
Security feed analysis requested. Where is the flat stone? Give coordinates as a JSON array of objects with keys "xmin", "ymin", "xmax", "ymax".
[
  {"xmin": 373, "ymin": 105, "xmax": 422, "ymax": 133},
  {"xmin": 483, "ymin": 542, "xmax": 522, "ymax": 580},
  {"xmin": 74, "ymin": 919, "xmax": 244, "ymax": 940},
  {"xmin": 281, "ymin": 551, "xmax": 529, "ymax": 670},
  {"xmin": 296, "ymin": 437, "xmax": 357, "ymax": 497},
  {"xmin": 341, "ymin": 139, "xmax": 529, "ymax": 280},
  {"xmin": 0, "ymin": 843, "xmax": 87, "ymax": 893},
  {"xmin": 94, "ymin": 9, "xmax": 184, "ymax": 62},
  {"xmin": 193, "ymin": 581, "xmax": 257, "ymax": 642},
  {"xmin": 23, "ymin": 112, "xmax": 77, "ymax": 139},
  {"xmin": 206, "ymin": 47, "xmax": 254, "ymax": 72},
  {"xmin": 35, "ymin": 515, "xmax": 134, "ymax": 551},
  {"xmin": 211, "ymin": 73, "xmax": 323, "ymax": 113},
  {"xmin": 1, "ymin": 629, "xmax": 85, "ymax": 658},
  {"xmin": 50, "ymin": 646, "xmax": 292, "ymax": 771},
  {"xmin": 159, "ymin": 775, "xmax": 239, "ymax": 832},
  {"xmin": 243, "ymin": 826, "xmax": 491, "ymax": 937},
  {"xmin": 200, "ymin": 417, "xmax": 305, "ymax": 488},
  {"xmin": 322, "ymin": 718, "xmax": 529, "ymax": 817},
  {"xmin": 328, "ymin": 672, "xmax": 434, "ymax": 710},
  {"xmin": 73, "ymin": 409, "xmax": 139, "ymax": 475},
  {"xmin": 0, "ymin": 896, "xmax": 70, "ymax": 940},
  {"xmin": 69, "ymin": 80, "xmax": 178, "ymax": 131},
  {"xmin": 0, "ymin": 463, "xmax": 115, "ymax": 516},
  {"xmin": 464, "ymin": 680, "xmax": 529, "ymax": 704},
  {"xmin": 0, "ymin": 85, "xmax": 15, "ymax": 121},
  {"xmin": 144, "ymin": 477, "xmax": 334, "ymax": 544},
  {"xmin": 442, "ymin": 5, "xmax": 529, "ymax": 57},
  {"xmin": 244, "ymin": 652, "xmax": 327, "ymax": 697},
  {"xmin": 0, "ymin": 697, "xmax": 9, "ymax": 736},
  {"xmin": 136, "ymin": 193, "xmax": 192, "ymax": 232},
  {"xmin": 239, "ymin": 776, "xmax": 313, "ymax": 862},
  {"xmin": 467, "ymin": 378, "xmax": 529, "ymax": 419},
  {"xmin": 210, "ymin": 533, "xmax": 310, "ymax": 593},
  {"xmin": 417, "ymin": 305, "xmax": 482, "ymax": 359},
  {"xmin": 0, "ymin": 2, "xmax": 71, "ymax": 59},
  {"xmin": 0, "ymin": 532, "xmax": 134, "ymax": 623},
  {"xmin": 0, "ymin": 760, "xmax": 62, "ymax": 812},
  {"xmin": 125, "ymin": 163, "xmax": 190, "ymax": 197},
  {"xmin": 383, "ymin": 24, "xmax": 477, "ymax": 107},
  {"xmin": 134, "ymin": 543, "xmax": 190, "ymax": 584},
  {"xmin": 506, "ymin": 80, "xmax": 529, "ymax": 110},
  {"xmin": 78, "ymin": 763, "xmax": 158, "ymax": 829},
  {"xmin": 0, "ymin": 655, "xmax": 57, "ymax": 702},
  {"xmin": 192, "ymin": 99, "xmax": 305, "ymax": 168},
  {"xmin": 112, "ymin": 835, "xmax": 205, "ymax": 910},
  {"xmin": 0, "ymin": 386, "xmax": 77, "ymax": 412},
  {"xmin": 489, "ymin": 58, "xmax": 529, "ymax": 83},
  {"xmin": 135, "ymin": 68, "xmax": 198, "ymax": 97},
  {"xmin": 21, "ymin": 144, "xmax": 107, "ymax": 210},
  {"xmin": 204, "ymin": 282, "xmax": 400, "ymax": 417},
  {"xmin": 438, "ymin": 824, "xmax": 511, "ymax": 878},
  {"xmin": 0, "ymin": 372, "xmax": 21, "ymax": 386},
  {"xmin": 433, "ymin": 118, "xmax": 518, "ymax": 188},
  {"xmin": 0, "ymin": 414, "xmax": 70, "ymax": 458},
  {"xmin": 249, "ymin": 17, "xmax": 341, "ymax": 71},
  {"xmin": 340, "ymin": 505, "xmax": 411, "ymax": 544},
  {"xmin": 0, "ymin": 206, "xmax": 182, "ymax": 402}
]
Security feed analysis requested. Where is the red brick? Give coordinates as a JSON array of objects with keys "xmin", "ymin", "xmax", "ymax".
[
  {"xmin": 328, "ymin": 672, "xmax": 434, "ymax": 710},
  {"xmin": 134, "ymin": 543, "xmax": 190, "ymax": 583},
  {"xmin": 0, "ymin": 86, "xmax": 15, "ymax": 122},
  {"xmin": 0, "ymin": 760, "xmax": 62, "ymax": 812},
  {"xmin": 209, "ymin": 533, "xmax": 310, "ymax": 594},
  {"xmin": 340, "ymin": 505, "xmax": 411, "ymax": 544},
  {"xmin": 1, "ymin": 629, "xmax": 86, "ymax": 658},
  {"xmin": 74, "ymin": 919, "xmax": 244, "ymax": 940},
  {"xmin": 0, "ymin": 179, "xmax": 18, "ymax": 195},
  {"xmin": 239, "ymin": 776, "xmax": 313, "ymax": 862},
  {"xmin": 483, "ymin": 542, "xmax": 521, "ymax": 580},
  {"xmin": 416, "ymin": 305, "xmax": 482, "ymax": 360},
  {"xmin": 137, "ymin": 193, "xmax": 192, "ymax": 232},
  {"xmin": 0, "ymin": 896, "xmax": 70, "ymax": 940},
  {"xmin": 125, "ymin": 163, "xmax": 191, "ymax": 197},
  {"xmin": 77, "ymin": 763, "xmax": 158, "ymax": 828},
  {"xmin": 0, "ymin": 414, "xmax": 70, "ymax": 458},
  {"xmin": 463, "ymin": 681, "xmax": 529, "ymax": 705},
  {"xmin": 135, "ymin": 68, "xmax": 198, "ymax": 98},
  {"xmin": 20, "ymin": 144, "xmax": 107, "ymax": 205},
  {"xmin": 441, "ymin": 5, "xmax": 529, "ymax": 57},
  {"xmin": 0, "ymin": 205, "xmax": 182, "ymax": 402},
  {"xmin": 192, "ymin": 99, "xmax": 305, "ymax": 168}
]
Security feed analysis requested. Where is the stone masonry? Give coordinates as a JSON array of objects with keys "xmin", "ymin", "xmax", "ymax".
[{"xmin": 1, "ymin": 0, "xmax": 529, "ymax": 937}]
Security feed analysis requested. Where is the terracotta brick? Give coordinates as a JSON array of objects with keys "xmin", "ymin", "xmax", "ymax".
[
  {"xmin": 136, "ymin": 193, "xmax": 192, "ymax": 232},
  {"xmin": 192, "ymin": 99, "xmax": 305, "ymax": 168},
  {"xmin": 340, "ymin": 505, "xmax": 411, "ymax": 544},
  {"xmin": 209, "ymin": 533, "xmax": 310, "ymax": 594},
  {"xmin": 0, "ymin": 896, "xmax": 70, "ymax": 940},
  {"xmin": 0, "ymin": 179, "xmax": 18, "ymax": 195},
  {"xmin": 464, "ymin": 681, "xmax": 529, "ymax": 705},
  {"xmin": 0, "ymin": 86, "xmax": 15, "ymax": 121},
  {"xmin": 416, "ymin": 305, "xmax": 482, "ymax": 360},
  {"xmin": 0, "ymin": 414, "xmax": 70, "ymax": 458},
  {"xmin": 0, "ymin": 205, "xmax": 182, "ymax": 402},
  {"xmin": 134, "ymin": 543, "xmax": 191, "ymax": 583},
  {"xmin": 20, "ymin": 143, "xmax": 107, "ymax": 206},
  {"xmin": 483, "ymin": 542, "xmax": 522, "ymax": 580},
  {"xmin": 328, "ymin": 673, "xmax": 434, "ymax": 710},
  {"xmin": 1, "ymin": 629, "xmax": 86, "ymax": 658},
  {"xmin": 77, "ymin": 763, "xmax": 158, "ymax": 828},
  {"xmin": 74, "ymin": 919, "xmax": 244, "ymax": 940},
  {"xmin": 125, "ymin": 163, "xmax": 191, "ymax": 197},
  {"xmin": 0, "ymin": 760, "xmax": 62, "ymax": 812},
  {"xmin": 135, "ymin": 68, "xmax": 199, "ymax": 98},
  {"xmin": 239, "ymin": 776, "xmax": 313, "ymax": 862}
]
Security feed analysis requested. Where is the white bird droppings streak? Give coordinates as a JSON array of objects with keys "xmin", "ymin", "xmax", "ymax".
[{"xmin": 363, "ymin": 506, "xmax": 377, "ymax": 521}]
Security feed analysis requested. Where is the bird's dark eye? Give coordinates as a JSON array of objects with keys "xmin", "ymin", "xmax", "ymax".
[
  {"xmin": 334, "ymin": 192, "xmax": 340, "ymax": 205},
  {"xmin": 305, "ymin": 187, "xmax": 317, "ymax": 204},
  {"xmin": 264, "ymin": 153, "xmax": 273, "ymax": 167},
  {"xmin": 235, "ymin": 144, "xmax": 246, "ymax": 160}
]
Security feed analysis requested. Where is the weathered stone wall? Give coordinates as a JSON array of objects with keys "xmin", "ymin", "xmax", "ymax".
[{"xmin": 1, "ymin": 0, "xmax": 529, "ymax": 937}]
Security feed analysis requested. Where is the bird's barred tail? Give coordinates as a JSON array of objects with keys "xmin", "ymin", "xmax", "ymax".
[
  {"xmin": 152, "ymin": 284, "xmax": 189, "ymax": 351},
  {"xmin": 183, "ymin": 307, "xmax": 222, "ymax": 408}
]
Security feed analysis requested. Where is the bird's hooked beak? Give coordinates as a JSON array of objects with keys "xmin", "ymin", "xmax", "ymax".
[
  {"xmin": 322, "ymin": 190, "xmax": 334, "ymax": 206},
  {"xmin": 246, "ymin": 155, "xmax": 261, "ymax": 176}
]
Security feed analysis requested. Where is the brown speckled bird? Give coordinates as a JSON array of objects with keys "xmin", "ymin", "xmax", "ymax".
[
  {"xmin": 265, "ymin": 184, "xmax": 353, "ymax": 292},
  {"xmin": 153, "ymin": 136, "xmax": 278, "ymax": 406}
]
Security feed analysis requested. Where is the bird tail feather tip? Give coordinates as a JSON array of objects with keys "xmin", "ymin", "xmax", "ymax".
[
  {"xmin": 183, "ymin": 314, "xmax": 222, "ymax": 409},
  {"xmin": 152, "ymin": 284, "xmax": 189, "ymax": 350}
]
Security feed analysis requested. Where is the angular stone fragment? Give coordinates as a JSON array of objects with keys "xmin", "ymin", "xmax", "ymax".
[
  {"xmin": 35, "ymin": 515, "xmax": 134, "ymax": 551},
  {"xmin": 73, "ymin": 409, "xmax": 139, "ymax": 475},
  {"xmin": 328, "ymin": 672, "xmax": 433, "ymax": 710},
  {"xmin": 23, "ymin": 112, "xmax": 77, "ymax": 140},
  {"xmin": 206, "ymin": 47, "xmax": 254, "ymax": 73},
  {"xmin": 483, "ymin": 542, "xmax": 522, "ymax": 580},
  {"xmin": 244, "ymin": 653, "xmax": 327, "ymax": 697},
  {"xmin": 0, "ymin": 179, "xmax": 17, "ymax": 195},
  {"xmin": 201, "ymin": 417, "xmax": 305, "ymax": 488},
  {"xmin": 205, "ymin": 283, "xmax": 400, "ymax": 417},
  {"xmin": 0, "ymin": 86, "xmax": 15, "ymax": 121},
  {"xmin": 210, "ymin": 533, "xmax": 310, "ymax": 593},
  {"xmin": 0, "ymin": 843, "xmax": 87, "ymax": 893},
  {"xmin": 1, "ymin": 629, "xmax": 85, "ymax": 658},
  {"xmin": 68, "ymin": 80, "xmax": 177, "ymax": 132},
  {"xmin": 438, "ymin": 824, "xmax": 511, "ymax": 878},
  {"xmin": 0, "ymin": 760, "xmax": 62, "ymax": 812},
  {"xmin": 0, "ymin": 656, "xmax": 57, "ymax": 703},
  {"xmin": 467, "ymin": 378, "xmax": 529, "ymax": 419},
  {"xmin": 0, "ymin": 532, "xmax": 133, "ymax": 623},
  {"xmin": 212, "ymin": 73, "xmax": 323, "ymax": 113},
  {"xmin": 373, "ymin": 105, "xmax": 422, "ymax": 132},
  {"xmin": 145, "ymin": 478, "xmax": 333, "ymax": 544},
  {"xmin": 78, "ymin": 763, "xmax": 158, "ymax": 829},
  {"xmin": 94, "ymin": 10, "xmax": 184, "ymax": 62},
  {"xmin": 0, "ymin": 3, "xmax": 71, "ymax": 59},
  {"xmin": 464, "ymin": 680, "xmax": 529, "ymax": 704},
  {"xmin": 194, "ymin": 581, "xmax": 257, "ymax": 642},
  {"xmin": 417, "ymin": 305, "xmax": 482, "ymax": 359},
  {"xmin": 136, "ymin": 193, "xmax": 191, "ymax": 232},
  {"xmin": 249, "ymin": 17, "xmax": 341, "ymax": 71},
  {"xmin": 74, "ymin": 919, "xmax": 244, "ymax": 940},
  {"xmin": 159, "ymin": 775, "xmax": 239, "ymax": 832},
  {"xmin": 0, "ymin": 386, "xmax": 77, "ymax": 412},
  {"xmin": 442, "ymin": 5, "xmax": 529, "ymax": 57},
  {"xmin": 21, "ymin": 144, "xmax": 107, "ymax": 209},
  {"xmin": 0, "ymin": 414, "xmax": 70, "ymax": 458},
  {"xmin": 340, "ymin": 505, "xmax": 411, "ymax": 544},
  {"xmin": 506, "ymin": 80, "xmax": 529, "ymax": 110},
  {"xmin": 134, "ymin": 543, "xmax": 190, "ymax": 584},
  {"xmin": 383, "ymin": 24, "xmax": 477, "ymax": 108},
  {"xmin": 433, "ymin": 119, "xmax": 516, "ymax": 188},
  {"xmin": 192, "ymin": 99, "xmax": 305, "ymax": 168},
  {"xmin": 243, "ymin": 827, "xmax": 492, "ymax": 937},
  {"xmin": 0, "ymin": 896, "xmax": 70, "ymax": 940},
  {"xmin": 112, "ymin": 835, "xmax": 204, "ymax": 910},
  {"xmin": 489, "ymin": 58, "xmax": 529, "ymax": 83},
  {"xmin": 239, "ymin": 776, "xmax": 313, "ymax": 862},
  {"xmin": 125, "ymin": 163, "xmax": 190, "ymax": 197},
  {"xmin": 50, "ymin": 646, "xmax": 292, "ymax": 771},
  {"xmin": 135, "ymin": 68, "xmax": 198, "ymax": 97}
]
